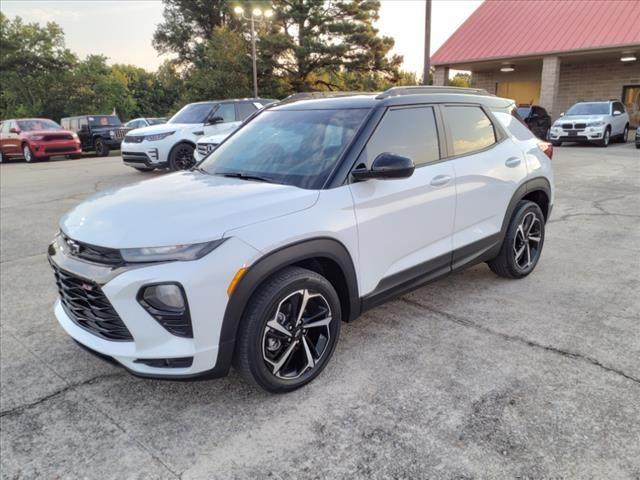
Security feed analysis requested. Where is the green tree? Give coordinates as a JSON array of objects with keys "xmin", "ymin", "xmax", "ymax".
[
  {"xmin": 448, "ymin": 72, "xmax": 471, "ymax": 88},
  {"xmin": 0, "ymin": 12, "xmax": 77, "ymax": 119}
]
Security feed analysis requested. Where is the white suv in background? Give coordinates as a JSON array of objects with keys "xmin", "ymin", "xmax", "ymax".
[
  {"xmin": 549, "ymin": 100, "xmax": 630, "ymax": 147},
  {"xmin": 121, "ymin": 98, "xmax": 273, "ymax": 171},
  {"xmin": 49, "ymin": 88, "xmax": 554, "ymax": 392}
]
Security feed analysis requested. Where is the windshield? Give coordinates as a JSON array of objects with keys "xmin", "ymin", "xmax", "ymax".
[
  {"xmin": 199, "ymin": 108, "xmax": 369, "ymax": 189},
  {"xmin": 89, "ymin": 115, "xmax": 122, "ymax": 127},
  {"xmin": 517, "ymin": 107, "xmax": 531, "ymax": 118},
  {"xmin": 566, "ymin": 103, "xmax": 610, "ymax": 116},
  {"xmin": 169, "ymin": 103, "xmax": 215, "ymax": 124},
  {"xmin": 17, "ymin": 119, "xmax": 61, "ymax": 131},
  {"xmin": 147, "ymin": 117, "xmax": 167, "ymax": 125}
]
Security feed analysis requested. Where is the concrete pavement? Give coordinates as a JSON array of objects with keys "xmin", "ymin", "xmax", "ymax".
[{"xmin": 1, "ymin": 144, "xmax": 639, "ymax": 479}]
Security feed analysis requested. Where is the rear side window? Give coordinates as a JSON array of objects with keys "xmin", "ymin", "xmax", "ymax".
[
  {"xmin": 78, "ymin": 118, "xmax": 88, "ymax": 130},
  {"xmin": 236, "ymin": 102, "xmax": 257, "ymax": 120},
  {"xmin": 359, "ymin": 106, "xmax": 440, "ymax": 167},
  {"xmin": 444, "ymin": 106, "xmax": 496, "ymax": 156},
  {"xmin": 614, "ymin": 102, "xmax": 625, "ymax": 113}
]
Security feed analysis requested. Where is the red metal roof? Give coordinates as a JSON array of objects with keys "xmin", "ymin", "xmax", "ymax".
[{"xmin": 431, "ymin": 0, "xmax": 640, "ymax": 65}]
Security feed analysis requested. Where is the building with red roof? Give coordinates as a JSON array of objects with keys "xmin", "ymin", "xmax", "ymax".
[{"xmin": 431, "ymin": 0, "xmax": 640, "ymax": 126}]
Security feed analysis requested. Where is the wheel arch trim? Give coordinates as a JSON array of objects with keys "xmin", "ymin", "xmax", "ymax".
[{"xmin": 214, "ymin": 237, "xmax": 360, "ymax": 376}]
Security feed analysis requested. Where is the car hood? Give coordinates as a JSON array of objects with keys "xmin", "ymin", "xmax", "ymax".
[
  {"xmin": 61, "ymin": 171, "xmax": 319, "ymax": 248},
  {"xmin": 198, "ymin": 130, "xmax": 235, "ymax": 144},
  {"xmin": 24, "ymin": 129, "xmax": 74, "ymax": 136},
  {"xmin": 555, "ymin": 115, "xmax": 604, "ymax": 124},
  {"xmin": 127, "ymin": 123, "xmax": 198, "ymax": 136}
]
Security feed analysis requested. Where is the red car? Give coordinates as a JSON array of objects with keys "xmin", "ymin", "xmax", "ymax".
[{"xmin": 0, "ymin": 118, "xmax": 82, "ymax": 163}]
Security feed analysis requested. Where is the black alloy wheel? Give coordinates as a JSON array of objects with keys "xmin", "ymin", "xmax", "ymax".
[
  {"xmin": 234, "ymin": 267, "xmax": 341, "ymax": 392},
  {"xmin": 169, "ymin": 143, "xmax": 195, "ymax": 171}
]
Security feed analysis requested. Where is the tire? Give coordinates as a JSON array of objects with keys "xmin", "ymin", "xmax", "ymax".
[
  {"xmin": 22, "ymin": 143, "xmax": 36, "ymax": 163},
  {"xmin": 0, "ymin": 151, "xmax": 3, "ymax": 163},
  {"xmin": 168, "ymin": 142, "xmax": 195, "ymax": 171},
  {"xmin": 551, "ymin": 141, "xmax": 562, "ymax": 147},
  {"xmin": 233, "ymin": 266, "xmax": 342, "ymax": 393},
  {"xmin": 619, "ymin": 124, "xmax": 629, "ymax": 143},
  {"xmin": 487, "ymin": 200, "xmax": 545, "ymax": 279},
  {"xmin": 95, "ymin": 138, "xmax": 109, "ymax": 157},
  {"xmin": 134, "ymin": 166, "xmax": 154, "ymax": 172},
  {"xmin": 598, "ymin": 127, "xmax": 611, "ymax": 147}
]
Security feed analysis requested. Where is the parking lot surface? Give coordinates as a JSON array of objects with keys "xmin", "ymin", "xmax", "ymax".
[{"xmin": 1, "ymin": 144, "xmax": 639, "ymax": 479}]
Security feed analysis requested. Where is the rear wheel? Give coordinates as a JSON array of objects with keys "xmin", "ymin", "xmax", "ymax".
[
  {"xmin": 168, "ymin": 142, "xmax": 195, "ymax": 171},
  {"xmin": 488, "ymin": 200, "xmax": 545, "ymax": 279},
  {"xmin": 95, "ymin": 138, "xmax": 109, "ymax": 157},
  {"xmin": 234, "ymin": 267, "xmax": 341, "ymax": 393},
  {"xmin": 619, "ymin": 125, "xmax": 629, "ymax": 143}
]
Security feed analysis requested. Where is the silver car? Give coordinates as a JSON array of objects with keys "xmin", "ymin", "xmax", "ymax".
[{"xmin": 549, "ymin": 100, "xmax": 630, "ymax": 147}]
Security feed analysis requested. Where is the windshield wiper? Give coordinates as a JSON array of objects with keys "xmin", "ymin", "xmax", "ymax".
[{"xmin": 220, "ymin": 172, "xmax": 276, "ymax": 183}]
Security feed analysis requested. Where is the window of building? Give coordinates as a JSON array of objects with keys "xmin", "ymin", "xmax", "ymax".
[
  {"xmin": 359, "ymin": 106, "xmax": 440, "ymax": 167},
  {"xmin": 443, "ymin": 106, "xmax": 496, "ymax": 156}
]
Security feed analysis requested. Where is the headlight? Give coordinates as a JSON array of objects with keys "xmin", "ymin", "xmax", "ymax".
[
  {"xmin": 144, "ymin": 131, "xmax": 175, "ymax": 142},
  {"xmin": 72, "ymin": 132, "xmax": 79, "ymax": 140},
  {"xmin": 587, "ymin": 121, "xmax": 605, "ymax": 127},
  {"xmin": 120, "ymin": 238, "xmax": 227, "ymax": 263},
  {"xmin": 29, "ymin": 135, "xmax": 44, "ymax": 140},
  {"xmin": 109, "ymin": 130, "xmax": 115, "ymax": 136}
]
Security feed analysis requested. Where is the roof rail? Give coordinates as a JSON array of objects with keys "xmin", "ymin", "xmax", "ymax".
[
  {"xmin": 376, "ymin": 85, "xmax": 491, "ymax": 99},
  {"xmin": 279, "ymin": 91, "xmax": 373, "ymax": 104}
]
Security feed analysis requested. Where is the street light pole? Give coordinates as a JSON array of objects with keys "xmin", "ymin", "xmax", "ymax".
[
  {"xmin": 234, "ymin": 6, "xmax": 273, "ymax": 98},
  {"xmin": 423, "ymin": 0, "xmax": 432, "ymax": 85},
  {"xmin": 250, "ymin": 14, "xmax": 258, "ymax": 98}
]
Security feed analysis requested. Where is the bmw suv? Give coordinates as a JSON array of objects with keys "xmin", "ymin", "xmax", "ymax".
[
  {"xmin": 48, "ymin": 88, "xmax": 554, "ymax": 392},
  {"xmin": 549, "ymin": 100, "xmax": 630, "ymax": 147}
]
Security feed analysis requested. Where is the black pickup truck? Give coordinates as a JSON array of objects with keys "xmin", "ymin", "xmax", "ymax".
[{"xmin": 60, "ymin": 115, "xmax": 128, "ymax": 156}]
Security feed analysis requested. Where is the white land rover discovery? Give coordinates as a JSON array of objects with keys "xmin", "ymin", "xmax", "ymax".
[
  {"xmin": 49, "ymin": 87, "xmax": 554, "ymax": 392},
  {"xmin": 121, "ymin": 98, "xmax": 273, "ymax": 171}
]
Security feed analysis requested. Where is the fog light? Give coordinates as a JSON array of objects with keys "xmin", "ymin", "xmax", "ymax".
[{"xmin": 138, "ymin": 283, "xmax": 193, "ymax": 337}]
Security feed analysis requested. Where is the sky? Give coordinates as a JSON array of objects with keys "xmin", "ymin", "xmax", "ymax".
[{"xmin": 0, "ymin": 0, "xmax": 482, "ymax": 74}]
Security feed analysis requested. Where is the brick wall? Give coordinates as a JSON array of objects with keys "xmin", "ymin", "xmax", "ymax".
[{"xmin": 556, "ymin": 60, "xmax": 640, "ymax": 117}]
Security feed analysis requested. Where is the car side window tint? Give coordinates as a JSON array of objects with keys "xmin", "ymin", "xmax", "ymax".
[
  {"xmin": 214, "ymin": 103, "xmax": 236, "ymax": 123},
  {"xmin": 359, "ymin": 106, "xmax": 440, "ymax": 167},
  {"xmin": 444, "ymin": 106, "xmax": 496, "ymax": 156},
  {"xmin": 78, "ymin": 118, "xmax": 88, "ymax": 130},
  {"xmin": 614, "ymin": 102, "xmax": 625, "ymax": 113},
  {"xmin": 236, "ymin": 102, "xmax": 256, "ymax": 120}
]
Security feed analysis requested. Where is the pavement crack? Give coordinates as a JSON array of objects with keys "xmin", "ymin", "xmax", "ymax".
[
  {"xmin": 0, "ymin": 252, "xmax": 46, "ymax": 265},
  {"xmin": 400, "ymin": 297, "xmax": 640, "ymax": 385},
  {"xmin": 0, "ymin": 372, "xmax": 124, "ymax": 418},
  {"xmin": 548, "ymin": 211, "xmax": 640, "ymax": 224}
]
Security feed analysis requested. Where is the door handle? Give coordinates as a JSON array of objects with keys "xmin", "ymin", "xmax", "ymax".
[
  {"xmin": 505, "ymin": 156, "xmax": 521, "ymax": 167},
  {"xmin": 430, "ymin": 174, "xmax": 452, "ymax": 187}
]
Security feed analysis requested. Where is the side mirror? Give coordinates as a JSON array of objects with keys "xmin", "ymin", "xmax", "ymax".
[
  {"xmin": 613, "ymin": 110, "xmax": 622, "ymax": 116},
  {"xmin": 9, "ymin": 127, "xmax": 20, "ymax": 134},
  {"xmin": 351, "ymin": 153, "xmax": 415, "ymax": 181},
  {"xmin": 559, "ymin": 112, "xmax": 564, "ymax": 117},
  {"xmin": 206, "ymin": 116, "xmax": 225, "ymax": 125}
]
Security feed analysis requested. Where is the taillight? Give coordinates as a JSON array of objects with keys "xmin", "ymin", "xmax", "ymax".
[{"xmin": 538, "ymin": 141, "xmax": 553, "ymax": 160}]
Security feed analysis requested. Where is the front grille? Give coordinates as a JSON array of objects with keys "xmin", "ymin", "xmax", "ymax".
[
  {"xmin": 110, "ymin": 128, "xmax": 127, "ymax": 140},
  {"xmin": 124, "ymin": 135, "xmax": 144, "ymax": 144},
  {"xmin": 43, "ymin": 134, "xmax": 73, "ymax": 141},
  {"xmin": 45, "ymin": 146, "xmax": 75, "ymax": 153},
  {"xmin": 197, "ymin": 143, "xmax": 217, "ymax": 156},
  {"xmin": 60, "ymin": 232, "xmax": 124, "ymax": 266},
  {"xmin": 562, "ymin": 123, "xmax": 586, "ymax": 131},
  {"xmin": 51, "ymin": 263, "xmax": 133, "ymax": 341},
  {"xmin": 574, "ymin": 123, "xmax": 586, "ymax": 130}
]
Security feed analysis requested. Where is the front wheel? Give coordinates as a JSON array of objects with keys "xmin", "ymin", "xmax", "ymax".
[
  {"xmin": 234, "ymin": 267, "xmax": 341, "ymax": 393},
  {"xmin": 168, "ymin": 143, "xmax": 195, "ymax": 171},
  {"xmin": 619, "ymin": 125, "xmax": 629, "ymax": 143},
  {"xmin": 599, "ymin": 127, "xmax": 611, "ymax": 147},
  {"xmin": 487, "ymin": 200, "xmax": 545, "ymax": 279},
  {"xmin": 22, "ymin": 144, "xmax": 36, "ymax": 163},
  {"xmin": 95, "ymin": 138, "xmax": 109, "ymax": 157}
]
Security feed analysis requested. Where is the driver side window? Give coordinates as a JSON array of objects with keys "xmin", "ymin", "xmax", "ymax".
[
  {"xmin": 358, "ymin": 106, "xmax": 440, "ymax": 168},
  {"xmin": 213, "ymin": 103, "xmax": 236, "ymax": 123}
]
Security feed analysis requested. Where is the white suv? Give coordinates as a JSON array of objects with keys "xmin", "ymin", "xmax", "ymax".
[
  {"xmin": 49, "ymin": 88, "xmax": 554, "ymax": 392},
  {"xmin": 121, "ymin": 99, "xmax": 273, "ymax": 171},
  {"xmin": 549, "ymin": 100, "xmax": 630, "ymax": 147}
]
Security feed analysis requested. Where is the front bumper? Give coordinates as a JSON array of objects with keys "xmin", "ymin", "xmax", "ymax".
[
  {"xmin": 48, "ymin": 235, "xmax": 260, "ymax": 379},
  {"xmin": 121, "ymin": 138, "xmax": 170, "ymax": 168},
  {"xmin": 549, "ymin": 126, "xmax": 606, "ymax": 142},
  {"xmin": 30, "ymin": 140, "xmax": 81, "ymax": 158}
]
